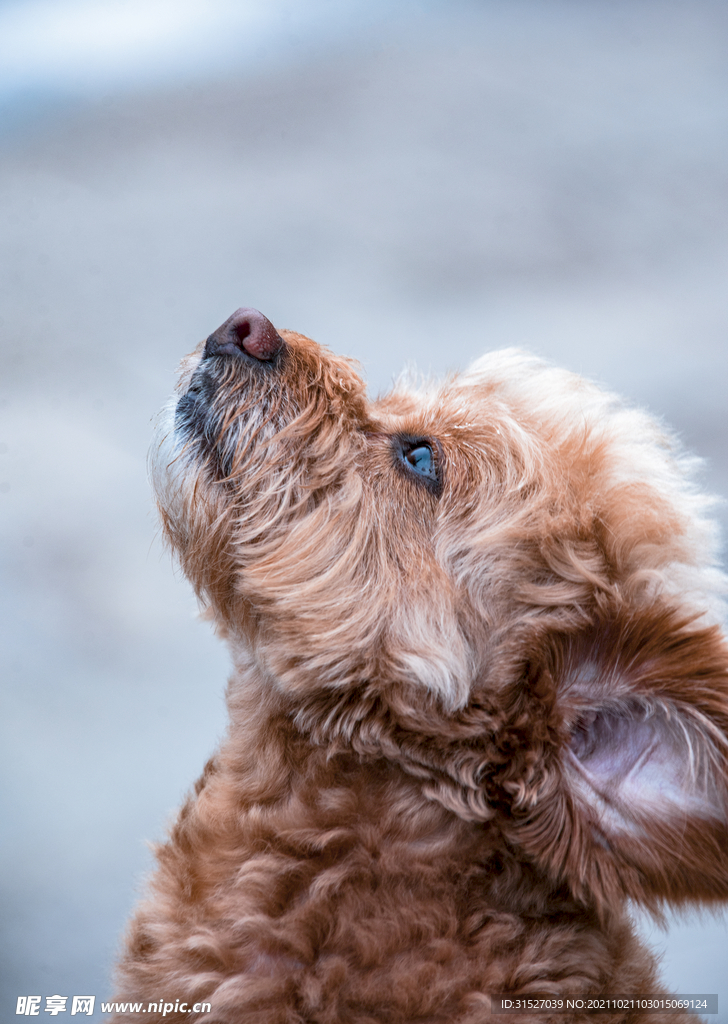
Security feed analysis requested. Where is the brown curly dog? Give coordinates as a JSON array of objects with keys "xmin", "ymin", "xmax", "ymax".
[{"xmin": 111, "ymin": 308, "xmax": 728, "ymax": 1023}]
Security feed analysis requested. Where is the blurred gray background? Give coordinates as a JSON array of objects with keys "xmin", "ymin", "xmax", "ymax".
[{"xmin": 1, "ymin": 0, "xmax": 727, "ymax": 1018}]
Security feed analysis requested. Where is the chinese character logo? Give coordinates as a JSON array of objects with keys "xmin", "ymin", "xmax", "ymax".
[
  {"xmin": 71, "ymin": 997, "xmax": 95, "ymax": 1016},
  {"xmin": 16, "ymin": 996, "xmax": 42, "ymax": 1016},
  {"xmin": 44, "ymin": 996, "xmax": 67, "ymax": 1016}
]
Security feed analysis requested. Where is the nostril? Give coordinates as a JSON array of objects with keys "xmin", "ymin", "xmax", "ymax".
[
  {"xmin": 232, "ymin": 319, "xmax": 252, "ymax": 347},
  {"xmin": 204, "ymin": 308, "xmax": 284, "ymax": 363}
]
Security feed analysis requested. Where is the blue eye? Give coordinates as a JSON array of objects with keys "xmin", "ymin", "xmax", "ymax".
[
  {"xmin": 395, "ymin": 437, "xmax": 441, "ymax": 493},
  {"xmin": 405, "ymin": 444, "xmax": 435, "ymax": 478}
]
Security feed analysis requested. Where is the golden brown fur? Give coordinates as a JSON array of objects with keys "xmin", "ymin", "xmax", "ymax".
[{"xmin": 112, "ymin": 309, "xmax": 728, "ymax": 1023}]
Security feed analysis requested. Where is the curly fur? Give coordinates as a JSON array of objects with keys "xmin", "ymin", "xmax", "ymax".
[{"xmin": 112, "ymin": 311, "xmax": 728, "ymax": 1023}]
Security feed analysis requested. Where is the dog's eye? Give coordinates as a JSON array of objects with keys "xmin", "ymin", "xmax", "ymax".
[
  {"xmin": 404, "ymin": 444, "xmax": 435, "ymax": 479},
  {"xmin": 394, "ymin": 437, "xmax": 442, "ymax": 494}
]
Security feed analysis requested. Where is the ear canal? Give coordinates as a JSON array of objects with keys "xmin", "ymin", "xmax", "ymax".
[{"xmin": 507, "ymin": 609, "xmax": 728, "ymax": 913}]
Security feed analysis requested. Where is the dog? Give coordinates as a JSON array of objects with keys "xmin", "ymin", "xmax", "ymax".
[{"xmin": 111, "ymin": 308, "xmax": 728, "ymax": 1023}]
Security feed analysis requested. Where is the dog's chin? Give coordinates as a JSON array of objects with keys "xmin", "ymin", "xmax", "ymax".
[
  {"xmin": 149, "ymin": 397, "xmax": 182, "ymax": 503},
  {"xmin": 149, "ymin": 347, "xmax": 203, "ymax": 486},
  {"xmin": 150, "ymin": 345, "xmax": 231, "ymax": 527},
  {"xmin": 148, "ymin": 390, "xmax": 209, "ymax": 557}
]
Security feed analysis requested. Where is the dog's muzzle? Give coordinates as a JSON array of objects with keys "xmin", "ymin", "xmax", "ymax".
[{"xmin": 173, "ymin": 307, "xmax": 285, "ymax": 460}]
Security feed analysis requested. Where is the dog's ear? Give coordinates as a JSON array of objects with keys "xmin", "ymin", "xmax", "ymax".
[{"xmin": 505, "ymin": 607, "xmax": 728, "ymax": 914}]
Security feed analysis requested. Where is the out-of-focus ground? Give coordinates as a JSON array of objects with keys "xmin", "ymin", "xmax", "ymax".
[{"xmin": 1, "ymin": 0, "xmax": 727, "ymax": 1018}]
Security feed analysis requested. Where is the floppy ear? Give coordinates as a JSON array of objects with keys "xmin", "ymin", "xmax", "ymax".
[{"xmin": 507, "ymin": 607, "xmax": 728, "ymax": 914}]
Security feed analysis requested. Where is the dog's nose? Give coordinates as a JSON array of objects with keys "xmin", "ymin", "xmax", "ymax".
[{"xmin": 204, "ymin": 308, "xmax": 285, "ymax": 362}]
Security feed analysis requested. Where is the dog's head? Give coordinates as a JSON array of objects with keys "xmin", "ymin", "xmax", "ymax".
[{"xmin": 152, "ymin": 307, "xmax": 728, "ymax": 915}]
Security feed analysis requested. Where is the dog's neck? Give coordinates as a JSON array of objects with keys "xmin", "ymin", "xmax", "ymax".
[{"xmin": 215, "ymin": 660, "xmax": 606, "ymax": 925}]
